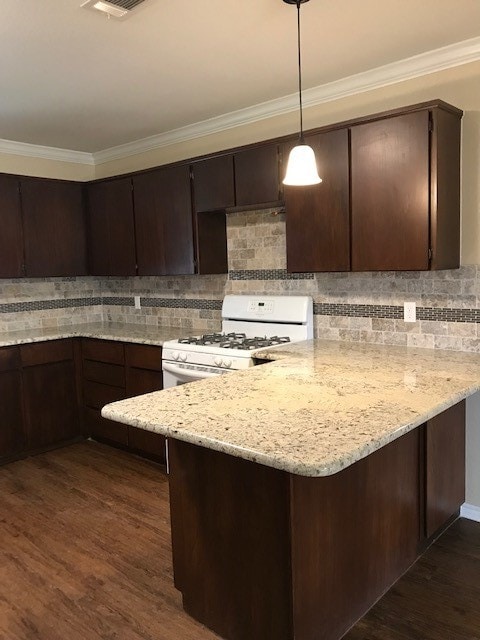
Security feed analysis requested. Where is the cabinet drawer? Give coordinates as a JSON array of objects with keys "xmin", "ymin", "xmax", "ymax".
[
  {"xmin": 85, "ymin": 407, "xmax": 128, "ymax": 446},
  {"xmin": 21, "ymin": 339, "xmax": 73, "ymax": 367},
  {"xmin": 0, "ymin": 346, "xmax": 20, "ymax": 372},
  {"xmin": 82, "ymin": 339, "xmax": 124, "ymax": 365},
  {"xmin": 83, "ymin": 360, "xmax": 125, "ymax": 387},
  {"xmin": 84, "ymin": 380, "xmax": 125, "ymax": 410},
  {"xmin": 125, "ymin": 343, "xmax": 162, "ymax": 371},
  {"xmin": 128, "ymin": 426, "xmax": 166, "ymax": 462}
]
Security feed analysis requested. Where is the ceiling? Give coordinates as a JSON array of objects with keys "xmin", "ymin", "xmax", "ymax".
[{"xmin": 2, "ymin": 0, "xmax": 480, "ymax": 154}]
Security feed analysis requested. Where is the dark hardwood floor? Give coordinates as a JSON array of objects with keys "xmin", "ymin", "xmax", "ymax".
[
  {"xmin": 1, "ymin": 441, "xmax": 479, "ymax": 640},
  {"xmin": 345, "ymin": 517, "xmax": 480, "ymax": 640},
  {"xmin": 0, "ymin": 441, "xmax": 220, "ymax": 640}
]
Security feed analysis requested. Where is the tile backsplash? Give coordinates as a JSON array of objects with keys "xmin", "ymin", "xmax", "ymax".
[{"xmin": 1, "ymin": 208, "xmax": 480, "ymax": 352}]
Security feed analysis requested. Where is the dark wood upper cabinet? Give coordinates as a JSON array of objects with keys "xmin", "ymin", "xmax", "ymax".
[
  {"xmin": 192, "ymin": 155, "xmax": 235, "ymax": 212},
  {"xmin": 21, "ymin": 179, "xmax": 87, "ymax": 277},
  {"xmin": 86, "ymin": 177, "xmax": 137, "ymax": 276},
  {"xmin": 133, "ymin": 165, "xmax": 194, "ymax": 276},
  {"xmin": 0, "ymin": 175, "xmax": 24, "ymax": 278},
  {"xmin": 234, "ymin": 143, "xmax": 281, "ymax": 207},
  {"xmin": 285, "ymin": 128, "xmax": 350, "ymax": 272},
  {"xmin": 351, "ymin": 104, "xmax": 461, "ymax": 271},
  {"xmin": 351, "ymin": 111, "xmax": 430, "ymax": 271}
]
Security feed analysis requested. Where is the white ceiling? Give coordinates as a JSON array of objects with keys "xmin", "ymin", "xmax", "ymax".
[{"xmin": 1, "ymin": 0, "xmax": 480, "ymax": 154}]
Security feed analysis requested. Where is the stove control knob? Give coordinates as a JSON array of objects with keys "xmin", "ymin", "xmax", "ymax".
[
  {"xmin": 214, "ymin": 357, "xmax": 223, "ymax": 367},
  {"xmin": 172, "ymin": 351, "xmax": 179, "ymax": 361},
  {"xmin": 223, "ymin": 359, "xmax": 232, "ymax": 369},
  {"xmin": 179, "ymin": 353, "xmax": 187, "ymax": 362}
]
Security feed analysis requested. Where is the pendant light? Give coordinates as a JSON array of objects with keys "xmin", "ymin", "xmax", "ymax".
[{"xmin": 282, "ymin": 0, "xmax": 322, "ymax": 186}]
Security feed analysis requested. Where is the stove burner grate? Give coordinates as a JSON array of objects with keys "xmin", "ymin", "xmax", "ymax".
[{"xmin": 178, "ymin": 333, "xmax": 290, "ymax": 350}]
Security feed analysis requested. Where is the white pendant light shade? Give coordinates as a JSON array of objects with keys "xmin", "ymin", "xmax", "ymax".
[{"xmin": 283, "ymin": 144, "xmax": 322, "ymax": 186}]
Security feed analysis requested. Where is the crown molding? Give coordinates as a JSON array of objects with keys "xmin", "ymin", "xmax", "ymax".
[
  {"xmin": 93, "ymin": 36, "xmax": 480, "ymax": 165},
  {"xmin": 0, "ymin": 138, "xmax": 95, "ymax": 165},
  {"xmin": 3, "ymin": 36, "xmax": 480, "ymax": 168}
]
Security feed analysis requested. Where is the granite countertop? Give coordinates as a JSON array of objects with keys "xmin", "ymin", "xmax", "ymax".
[
  {"xmin": 0, "ymin": 322, "xmax": 190, "ymax": 347},
  {"xmin": 103, "ymin": 339, "xmax": 480, "ymax": 477}
]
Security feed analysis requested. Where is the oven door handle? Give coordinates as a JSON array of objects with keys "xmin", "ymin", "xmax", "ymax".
[{"xmin": 162, "ymin": 362, "xmax": 221, "ymax": 379}]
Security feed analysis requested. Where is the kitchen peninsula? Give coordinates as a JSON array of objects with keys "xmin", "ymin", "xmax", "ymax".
[{"xmin": 103, "ymin": 339, "xmax": 477, "ymax": 640}]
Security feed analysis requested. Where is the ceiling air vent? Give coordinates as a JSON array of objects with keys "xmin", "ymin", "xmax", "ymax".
[{"xmin": 81, "ymin": 0, "xmax": 147, "ymax": 19}]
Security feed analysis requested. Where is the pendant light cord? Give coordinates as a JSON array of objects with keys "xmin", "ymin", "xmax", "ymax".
[{"xmin": 296, "ymin": 0, "xmax": 304, "ymax": 143}]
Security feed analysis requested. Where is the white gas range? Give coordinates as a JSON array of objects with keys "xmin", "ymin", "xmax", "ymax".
[{"xmin": 162, "ymin": 295, "xmax": 313, "ymax": 388}]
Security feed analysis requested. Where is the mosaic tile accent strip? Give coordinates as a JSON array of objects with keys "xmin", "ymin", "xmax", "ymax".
[
  {"xmin": 140, "ymin": 298, "xmax": 223, "ymax": 310},
  {"xmin": 0, "ymin": 297, "xmax": 104, "ymax": 314},
  {"xmin": 229, "ymin": 269, "xmax": 315, "ymax": 280},
  {"xmin": 3, "ymin": 296, "xmax": 480, "ymax": 324},
  {"xmin": 314, "ymin": 303, "xmax": 480, "ymax": 324}
]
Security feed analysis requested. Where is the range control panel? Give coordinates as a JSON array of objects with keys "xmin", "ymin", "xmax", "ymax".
[{"xmin": 247, "ymin": 300, "xmax": 275, "ymax": 315}]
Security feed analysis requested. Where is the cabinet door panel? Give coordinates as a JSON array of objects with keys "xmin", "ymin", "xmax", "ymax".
[
  {"xmin": 192, "ymin": 155, "xmax": 235, "ymax": 212},
  {"xmin": 351, "ymin": 111, "xmax": 430, "ymax": 271},
  {"xmin": 83, "ymin": 360, "xmax": 125, "ymax": 387},
  {"xmin": 21, "ymin": 179, "xmax": 86, "ymax": 277},
  {"xmin": 134, "ymin": 166, "xmax": 194, "ymax": 276},
  {"xmin": 0, "ymin": 370, "xmax": 24, "ymax": 459},
  {"xmin": 128, "ymin": 427, "xmax": 166, "ymax": 462},
  {"xmin": 83, "ymin": 380, "xmax": 125, "ymax": 411},
  {"xmin": 286, "ymin": 129, "xmax": 350, "ymax": 272},
  {"xmin": 0, "ymin": 175, "xmax": 24, "ymax": 278},
  {"xmin": 84, "ymin": 407, "xmax": 129, "ymax": 446},
  {"xmin": 86, "ymin": 178, "xmax": 136, "ymax": 276},
  {"xmin": 125, "ymin": 343, "xmax": 162, "ymax": 371},
  {"xmin": 126, "ymin": 368, "xmax": 163, "ymax": 398},
  {"xmin": 235, "ymin": 144, "xmax": 280, "ymax": 207},
  {"xmin": 23, "ymin": 359, "xmax": 79, "ymax": 450},
  {"xmin": 82, "ymin": 339, "xmax": 125, "ymax": 365},
  {"xmin": 425, "ymin": 401, "xmax": 465, "ymax": 537}
]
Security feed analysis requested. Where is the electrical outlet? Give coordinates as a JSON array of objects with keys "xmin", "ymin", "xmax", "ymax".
[
  {"xmin": 404, "ymin": 301, "xmax": 416, "ymax": 323},
  {"xmin": 134, "ymin": 295, "xmax": 141, "ymax": 310}
]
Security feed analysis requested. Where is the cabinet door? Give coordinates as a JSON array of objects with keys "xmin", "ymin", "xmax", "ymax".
[
  {"xmin": 133, "ymin": 166, "xmax": 194, "ymax": 276},
  {"xmin": 0, "ymin": 175, "xmax": 24, "ymax": 278},
  {"xmin": 285, "ymin": 129, "xmax": 350, "ymax": 272},
  {"xmin": 234, "ymin": 143, "xmax": 281, "ymax": 207},
  {"xmin": 86, "ymin": 178, "xmax": 137, "ymax": 276},
  {"xmin": 21, "ymin": 179, "xmax": 87, "ymax": 277},
  {"xmin": 425, "ymin": 400, "xmax": 465, "ymax": 538},
  {"xmin": 351, "ymin": 111, "xmax": 430, "ymax": 271},
  {"xmin": 22, "ymin": 341, "xmax": 80, "ymax": 450},
  {"xmin": 0, "ymin": 347, "xmax": 24, "ymax": 460},
  {"xmin": 192, "ymin": 155, "xmax": 235, "ymax": 212}
]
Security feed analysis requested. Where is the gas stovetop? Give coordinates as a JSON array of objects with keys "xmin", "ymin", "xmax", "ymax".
[{"xmin": 178, "ymin": 332, "xmax": 291, "ymax": 350}]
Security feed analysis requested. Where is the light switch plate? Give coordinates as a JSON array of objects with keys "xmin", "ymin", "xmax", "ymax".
[{"xmin": 134, "ymin": 295, "xmax": 141, "ymax": 310}]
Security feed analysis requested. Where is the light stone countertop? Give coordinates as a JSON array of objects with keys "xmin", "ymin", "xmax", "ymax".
[
  {"xmin": 0, "ymin": 322, "xmax": 191, "ymax": 347},
  {"xmin": 102, "ymin": 339, "xmax": 480, "ymax": 477}
]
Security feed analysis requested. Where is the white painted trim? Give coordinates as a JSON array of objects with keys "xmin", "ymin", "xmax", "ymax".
[
  {"xmin": 0, "ymin": 138, "xmax": 95, "ymax": 165},
  {"xmin": 460, "ymin": 502, "xmax": 480, "ymax": 522},
  {"xmin": 93, "ymin": 36, "xmax": 480, "ymax": 164},
  {"xmin": 2, "ymin": 36, "xmax": 480, "ymax": 167}
]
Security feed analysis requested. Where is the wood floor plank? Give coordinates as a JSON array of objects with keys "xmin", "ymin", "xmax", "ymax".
[
  {"xmin": 0, "ymin": 441, "xmax": 220, "ymax": 640},
  {"xmin": 1, "ymin": 442, "xmax": 480, "ymax": 640}
]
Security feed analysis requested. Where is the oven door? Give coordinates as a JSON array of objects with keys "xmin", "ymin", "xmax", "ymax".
[{"xmin": 162, "ymin": 361, "xmax": 229, "ymax": 388}]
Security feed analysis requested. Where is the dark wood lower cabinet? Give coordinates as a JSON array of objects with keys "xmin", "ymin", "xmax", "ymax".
[
  {"xmin": 21, "ymin": 340, "xmax": 81, "ymax": 451},
  {"xmin": 81, "ymin": 339, "xmax": 165, "ymax": 463},
  {"xmin": 168, "ymin": 401, "xmax": 466, "ymax": 640},
  {"xmin": 425, "ymin": 400, "xmax": 466, "ymax": 538},
  {"xmin": 0, "ymin": 364, "xmax": 24, "ymax": 460}
]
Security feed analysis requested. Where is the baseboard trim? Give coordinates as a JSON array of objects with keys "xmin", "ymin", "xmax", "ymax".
[{"xmin": 460, "ymin": 503, "xmax": 480, "ymax": 522}]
